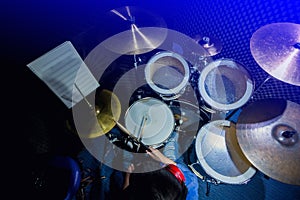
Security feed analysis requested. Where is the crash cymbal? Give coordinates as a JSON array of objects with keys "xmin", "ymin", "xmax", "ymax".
[
  {"xmin": 100, "ymin": 6, "xmax": 168, "ymax": 55},
  {"xmin": 109, "ymin": 6, "xmax": 167, "ymax": 29},
  {"xmin": 101, "ymin": 27, "xmax": 168, "ymax": 55},
  {"xmin": 236, "ymin": 99, "xmax": 300, "ymax": 185},
  {"xmin": 250, "ymin": 22, "xmax": 300, "ymax": 86},
  {"xmin": 193, "ymin": 34, "xmax": 223, "ymax": 56}
]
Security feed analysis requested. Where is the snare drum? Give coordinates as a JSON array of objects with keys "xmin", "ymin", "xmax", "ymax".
[
  {"xmin": 192, "ymin": 120, "xmax": 256, "ymax": 184},
  {"xmin": 144, "ymin": 51, "xmax": 190, "ymax": 100},
  {"xmin": 198, "ymin": 59, "xmax": 254, "ymax": 111},
  {"xmin": 124, "ymin": 97, "xmax": 175, "ymax": 148}
]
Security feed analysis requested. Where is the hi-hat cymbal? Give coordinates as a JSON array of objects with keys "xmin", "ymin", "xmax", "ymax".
[
  {"xmin": 236, "ymin": 99, "xmax": 300, "ymax": 185},
  {"xmin": 101, "ymin": 6, "xmax": 168, "ymax": 55},
  {"xmin": 250, "ymin": 22, "xmax": 300, "ymax": 86},
  {"xmin": 66, "ymin": 89, "xmax": 121, "ymax": 138},
  {"xmin": 193, "ymin": 34, "xmax": 223, "ymax": 56},
  {"xmin": 92, "ymin": 89, "xmax": 121, "ymax": 137}
]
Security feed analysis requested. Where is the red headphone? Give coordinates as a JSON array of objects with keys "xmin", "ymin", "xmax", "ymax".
[{"xmin": 165, "ymin": 164, "xmax": 186, "ymax": 184}]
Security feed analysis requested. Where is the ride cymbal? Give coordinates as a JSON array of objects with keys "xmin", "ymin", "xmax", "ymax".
[
  {"xmin": 250, "ymin": 22, "xmax": 300, "ymax": 86},
  {"xmin": 236, "ymin": 99, "xmax": 300, "ymax": 185}
]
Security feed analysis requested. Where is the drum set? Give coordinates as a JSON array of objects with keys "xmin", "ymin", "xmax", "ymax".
[{"xmin": 91, "ymin": 19, "xmax": 300, "ymax": 188}]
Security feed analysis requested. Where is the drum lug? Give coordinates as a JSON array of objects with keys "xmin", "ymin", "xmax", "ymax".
[{"xmin": 206, "ymin": 178, "xmax": 221, "ymax": 185}]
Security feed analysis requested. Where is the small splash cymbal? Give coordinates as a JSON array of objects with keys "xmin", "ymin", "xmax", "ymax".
[
  {"xmin": 236, "ymin": 99, "xmax": 300, "ymax": 185},
  {"xmin": 193, "ymin": 34, "xmax": 223, "ymax": 56},
  {"xmin": 250, "ymin": 22, "xmax": 300, "ymax": 86}
]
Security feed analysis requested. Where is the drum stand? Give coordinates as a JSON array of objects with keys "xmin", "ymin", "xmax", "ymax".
[
  {"xmin": 188, "ymin": 162, "xmax": 220, "ymax": 196},
  {"xmin": 189, "ymin": 55, "xmax": 217, "ymax": 115},
  {"xmin": 133, "ymin": 54, "xmax": 142, "ymax": 69}
]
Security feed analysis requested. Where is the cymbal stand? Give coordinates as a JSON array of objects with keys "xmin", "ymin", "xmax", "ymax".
[
  {"xmin": 251, "ymin": 75, "xmax": 272, "ymax": 96},
  {"xmin": 74, "ymin": 83, "xmax": 94, "ymax": 111},
  {"xmin": 133, "ymin": 54, "xmax": 142, "ymax": 69}
]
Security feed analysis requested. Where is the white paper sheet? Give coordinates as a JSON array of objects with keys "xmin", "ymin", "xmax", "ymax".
[{"xmin": 27, "ymin": 41, "xmax": 100, "ymax": 108}]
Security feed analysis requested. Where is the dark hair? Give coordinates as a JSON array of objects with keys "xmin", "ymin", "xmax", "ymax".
[{"xmin": 122, "ymin": 163, "xmax": 188, "ymax": 200}]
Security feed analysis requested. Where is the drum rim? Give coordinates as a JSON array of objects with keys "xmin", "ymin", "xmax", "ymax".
[
  {"xmin": 198, "ymin": 58, "xmax": 254, "ymax": 111},
  {"xmin": 145, "ymin": 51, "xmax": 190, "ymax": 95},
  {"xmin": 124, "ymin": 97, "xmax": 175, "ymax": 146},
  {"xmin": 195, "ymin": 120, "xmax": 256, "ymax": 184}
]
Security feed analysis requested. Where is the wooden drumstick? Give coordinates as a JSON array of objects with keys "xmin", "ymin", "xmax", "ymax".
[
  {"xmin": 112, "ymin": 119, "xmax": 133, "ymax": 137},
  {"xmin": 112, "ymin": 118, "xmax": 151, "ymax": 152},
  {"xmin": 137, "ymin": 115, "xmax": 147, "ymax": 141}
]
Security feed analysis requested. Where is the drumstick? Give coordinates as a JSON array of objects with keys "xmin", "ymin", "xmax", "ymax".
[
  {"xmin": 137, "ymin": 115, "xmax": 147, "ymax": 141},
  {"xmin": 112, "ymin": 119, "xmax": 133, "ymax": 136},
  {"xmin": 112, "ymin": 118, "xmax": 151, "ymax": 152}
]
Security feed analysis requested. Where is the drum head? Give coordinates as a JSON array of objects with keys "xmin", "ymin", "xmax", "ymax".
[
  {"xmin": 195, "ymin": 120, "xmax": 256, "ymax": 184},
  {"xmin": 145, "ymin": 51, "xmax": 190, "ymax": 99},
  {"xmin": 198, "ymin": 59, "xmax": 254, "ymax": 111},
  {"xmin": 125, "ymin": 97, "xmax": 175, "ymax": 146}
]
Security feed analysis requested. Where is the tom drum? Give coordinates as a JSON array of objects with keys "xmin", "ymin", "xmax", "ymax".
[
  {"xmin": 193, "ymin": 120, "xmax": 256, "ymax": 184},
  {"xmin": 145, "ymin": 51, "xmax": 190, "ymax": 100},
  {"xmin": 198, "ymin": 59, "xmax": 254, "ymax": 111}
]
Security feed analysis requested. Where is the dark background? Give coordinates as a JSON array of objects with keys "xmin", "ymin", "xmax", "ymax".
[{"xmin": 2, "ymin": 0, "xmax": 300, "ymax": 199}]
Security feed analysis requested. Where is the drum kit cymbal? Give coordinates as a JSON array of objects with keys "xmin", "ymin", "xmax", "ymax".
[
  {"xmin": 78, "ymin": 7, "xmax": 300, "ymax": 186},
  {"xmin": 193, "ymin": 34, "xmax": 223, "ymax": 57},
  {"xmin": 250, "ymin": 22, "xmax": 300, "ymax": 86},
  {"xmin": 236, "ymin": 98, "xmax": 300, "ymax": 185},
  {"xmin": 193, "ymin": 22, "xmax": 300, "ymax": 186},
  {"xmin": 101, "ymin": 6, "xmax": 168, "ymax": 55},
  {"xmin": 240, "ymin": 22, "xmax": 300, "ymax": 185}
]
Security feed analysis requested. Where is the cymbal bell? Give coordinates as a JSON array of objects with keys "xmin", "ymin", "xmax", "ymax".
[
  {"xmin": 236, "ymin": 99, "xmax": 300, "ymax": 185},
  {"xmin": 250, "ymin": 22, "xmax": 300, "ymax": 86},
  {"xmin": 193, "ymin": 34, "xmax": 223, "ymax": 56}
]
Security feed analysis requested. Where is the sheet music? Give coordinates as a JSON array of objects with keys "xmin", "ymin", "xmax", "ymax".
[{"xmin": 27, "ymin": 41, "xmax": 100, "ymax": 108}]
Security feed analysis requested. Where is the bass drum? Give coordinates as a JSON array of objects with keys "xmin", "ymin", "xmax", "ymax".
[
  {"xmin": 124, "ymin": 97, "xmax": 175, "ymax": 148},
  {"xmin": 198, "ymin": 59, "xmax": 254, "ymax": 111},
  {"xmin": 193, "ymin": 120, "xmax": 256, "ymax": 184}
]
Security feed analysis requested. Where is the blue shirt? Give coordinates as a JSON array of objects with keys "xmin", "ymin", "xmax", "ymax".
[{"xmin": 177, "ymin": 163, "xmax": 199, "ymax": 200}]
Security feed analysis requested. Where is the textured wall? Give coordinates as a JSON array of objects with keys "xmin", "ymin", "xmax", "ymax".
[{"xmin": 171, "ymin": 0, "xmax": 300, "ymax": 104}]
